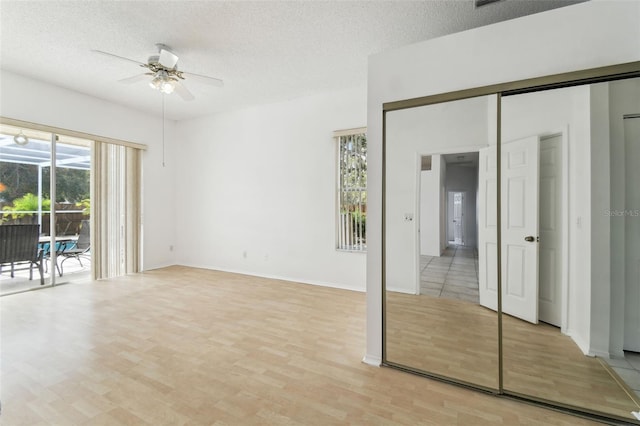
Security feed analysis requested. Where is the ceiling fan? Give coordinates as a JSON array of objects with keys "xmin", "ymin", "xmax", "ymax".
[{"xmin": 92, "ymin": 43, "xmax": 223, "ymax": 101}]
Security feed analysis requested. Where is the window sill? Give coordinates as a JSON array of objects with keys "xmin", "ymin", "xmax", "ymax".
[{"xmin": 336, "ymin": 248, "xmax": 367, "ymax": 254}]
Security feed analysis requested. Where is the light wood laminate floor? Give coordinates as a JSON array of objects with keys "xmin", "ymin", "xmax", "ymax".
[{"xmin": 1, "ymin": 266, "xmax": 601, "ymax": 425}]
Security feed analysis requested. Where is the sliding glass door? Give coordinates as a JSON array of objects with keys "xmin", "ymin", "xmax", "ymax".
[
  {"xmin": 1, "ymin": 119, "xmax": 144, "ymax": 295},
  {"xmin": 0, "ymin": 124, "xmax": 91, "ymax": 294},
  {"xmin": 53, "ymin": 134, "xmax": 92, "ymax": 283}
]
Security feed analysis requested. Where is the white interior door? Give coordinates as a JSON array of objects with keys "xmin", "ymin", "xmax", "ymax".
[
  {"xmin": 502, "ymin": 136, "xmax": 540, "ymax": 324},
  {"xmin": 624, "ymin": 116, "xmax": 640, "ymax": 351},
  {"xmin": 538, "ymin": 135, "xmax": 563, "ymax": 327},
  {"xmin": 478, "ymin": 146, "xmax": 498, "ymax": 311}
]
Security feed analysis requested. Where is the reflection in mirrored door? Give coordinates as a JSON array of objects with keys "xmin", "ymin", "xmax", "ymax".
[
  {"xmin": 500, "ymin": 77, "xmax": 640, "ymax": 422},
  {"xmin": 384, "ymin": 95, "xmax": 499, "ymax": 390}
]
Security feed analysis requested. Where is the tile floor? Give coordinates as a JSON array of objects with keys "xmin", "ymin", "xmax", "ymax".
[
  {"xmin": 605, "ymin": 351, "xmax": 640, "ymax": 401},
  {"xmin": 420, "ymin": 244, "xmax": 479, "ymax": 304}
]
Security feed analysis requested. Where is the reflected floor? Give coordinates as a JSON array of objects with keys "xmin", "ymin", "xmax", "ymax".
[
  {"xmin": 386, "ymin": 292, "xmax": 499, "ymax": 389},
  {"xmin": 604, "ymin": 351, "xmax": 640, "ymax": 401},
  {"xmin": 420, "ymin": 244, "xmax": 479, "ymax": 303},
  {"xmin": 502, "ymin": 315, "xmax": 639, "ymax": 419},
  {"xmin": 385, "ymin": 292, "xmax": 639, "ymax": 421}
]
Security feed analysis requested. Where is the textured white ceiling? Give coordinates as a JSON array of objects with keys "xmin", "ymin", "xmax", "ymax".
[{"xmin": 0, "ymin": 1, "xmax": 581, "ymax": 121}]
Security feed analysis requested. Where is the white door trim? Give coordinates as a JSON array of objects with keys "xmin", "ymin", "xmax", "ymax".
[{"xmin": 539, "ymin": 127, "xmax": 570, "ymax": 333}]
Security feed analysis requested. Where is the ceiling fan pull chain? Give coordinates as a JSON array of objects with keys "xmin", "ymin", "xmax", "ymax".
[{"xmin": 162, "ymin": 93, "xmax": 166, "ymax": 168}]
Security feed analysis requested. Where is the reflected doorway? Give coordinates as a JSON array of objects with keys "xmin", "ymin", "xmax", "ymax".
[
  {"xmin": 419, "ymin": 151, "xmax": 479, "ymax": 303},
  {"xmin": 417, "ymin": 152, "xmax": 479, "ymax": 304},
  {"xmin": 448, "ymin": 191, "xmax": 464, "ymax": 245}
]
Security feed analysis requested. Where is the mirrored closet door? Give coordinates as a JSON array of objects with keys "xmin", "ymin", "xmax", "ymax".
[
  {"xmin": 500, "ymin": 76, "xmax": 640, "ymax": 421},
  {"xmin": 383, "ymin": 65, "xmax": 640, "ymax": 424},
  {"xmin": 384, "ymin": 94, "xmax": 499, "ymax": 391}
]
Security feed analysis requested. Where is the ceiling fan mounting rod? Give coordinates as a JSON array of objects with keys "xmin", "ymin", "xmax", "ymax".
[{"xmin": 155, "ymin": 43, "xmax": 171, "ymax": 53}]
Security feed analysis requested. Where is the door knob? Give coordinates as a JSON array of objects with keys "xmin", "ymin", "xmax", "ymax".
[{"xmin": 524, "ymin": 236, "xmax": 536, "ymax": 242}]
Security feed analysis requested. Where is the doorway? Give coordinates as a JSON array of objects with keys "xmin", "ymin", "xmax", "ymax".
[
  {"xmin": 448, "ymin": 191, "xmax": 465, "ymax": 245},
  {"xmin": 418, "ymin": 151, "xmax": 479, "ymax": 302}
]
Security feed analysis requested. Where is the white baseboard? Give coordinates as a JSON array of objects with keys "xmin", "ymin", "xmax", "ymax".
[
  {"xmin": 177, "ymin": 263, "xmax": 366, "ymax": 293},
  {"xmin": 588, "ymin": 349, "xmax": 611, "ymax": 358},
  {"xmin": 385, "ymin": 286, "xmax": 415, "ymax": 295},
  {"xmin": 362, "ymin": 354, "xmax": 382, "ymax": 366},
  {"xmin": 566, "ymin": 330, "xmax": 590, "ymax": 355}
]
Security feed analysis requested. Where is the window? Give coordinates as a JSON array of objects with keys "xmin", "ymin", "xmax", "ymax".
[{"xmin": 336, "ymin": 128, "xmax": 367, "ymax": 251}]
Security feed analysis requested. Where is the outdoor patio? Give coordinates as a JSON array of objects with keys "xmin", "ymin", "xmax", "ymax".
[{"xmin": 0, "ymin": 252, "xmax": 92, "ymax": 296}]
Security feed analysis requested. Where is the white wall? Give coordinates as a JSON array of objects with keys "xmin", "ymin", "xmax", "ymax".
[
  {"xmin": 174, "ymin": 85, "xmax": 367, "ymax": 291},
  {"xmin": 608, "ymin": 78, "xmax": 640, "ymax": 357},
  {"xmin": 589, "ymin": 83, "xmax": 612, "ymax": 357},
  {"xmin": 366, "ymin": 0, "xmax": 640, "ymax": 365},
  {"xmin": 0, "ymin": 70, "xmax": 177, "ymax": 271},
  {"xmin": 0, "ymin": 71, "xmax": 368, "ymax": 290},
  {"xmin": 420, "ymin": 157, "xmax": 441, "ymax": 257}
]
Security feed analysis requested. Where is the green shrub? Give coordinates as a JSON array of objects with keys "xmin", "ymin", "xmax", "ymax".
[
  {"xmin": 76, "ymin": 198, "xmax": 90, "ymax": 215},
  {"xmin": 2, "ymin": 193, "xmax": 50, "ymax": 221},
  {"xmin": 351, "ymin": 210, "xmax": 366, "ymax": 235}
]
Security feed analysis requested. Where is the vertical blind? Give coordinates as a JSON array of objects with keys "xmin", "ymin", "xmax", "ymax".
[
  {"xmin": 92, "ymin": 142, "xmax": 142, "ymax": 279},
  {"xmin": 336, "ymin": 130, "xmax": 367, "ymax": 251}
]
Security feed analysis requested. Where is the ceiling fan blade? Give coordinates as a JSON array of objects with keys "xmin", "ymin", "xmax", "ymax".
[
  {"xmin": 159, "ymin": 48, "xmax": 179, "ymax": 69},
  {"xmin": 91, "ymin": 49, "xmax": 145, "ymax": 66},
  {"xmin": 118, "ymin": 73, "xmax": 150, "ymax": 84},
  {"xmin": 182, "ymin": 71, "xmax": 224, "ymax": 87},
  {"xmin": 173, "ymin": 80, "xmax": 195, "ymax": 101}
]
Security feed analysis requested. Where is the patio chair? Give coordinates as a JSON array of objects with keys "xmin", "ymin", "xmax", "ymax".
[
  {"xmin": 59, "ymin": 220, "xmax": 90, "ymax": 276},
  {"xmin": 0, "ymin": 224, "xmax": 45, "ymax": 285},
  {"xmin": 40, "ymin": 240, "xmax": 67, "ymax": 277}
]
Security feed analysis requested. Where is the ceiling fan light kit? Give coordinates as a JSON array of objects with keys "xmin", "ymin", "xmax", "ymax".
[
  {"xmin": 149, "ymin": 70, "xmax": 176, "ymax": 94},
  {"xmin": 92, "ymin": 43, "xmax": 223, "ymax": 101}
]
